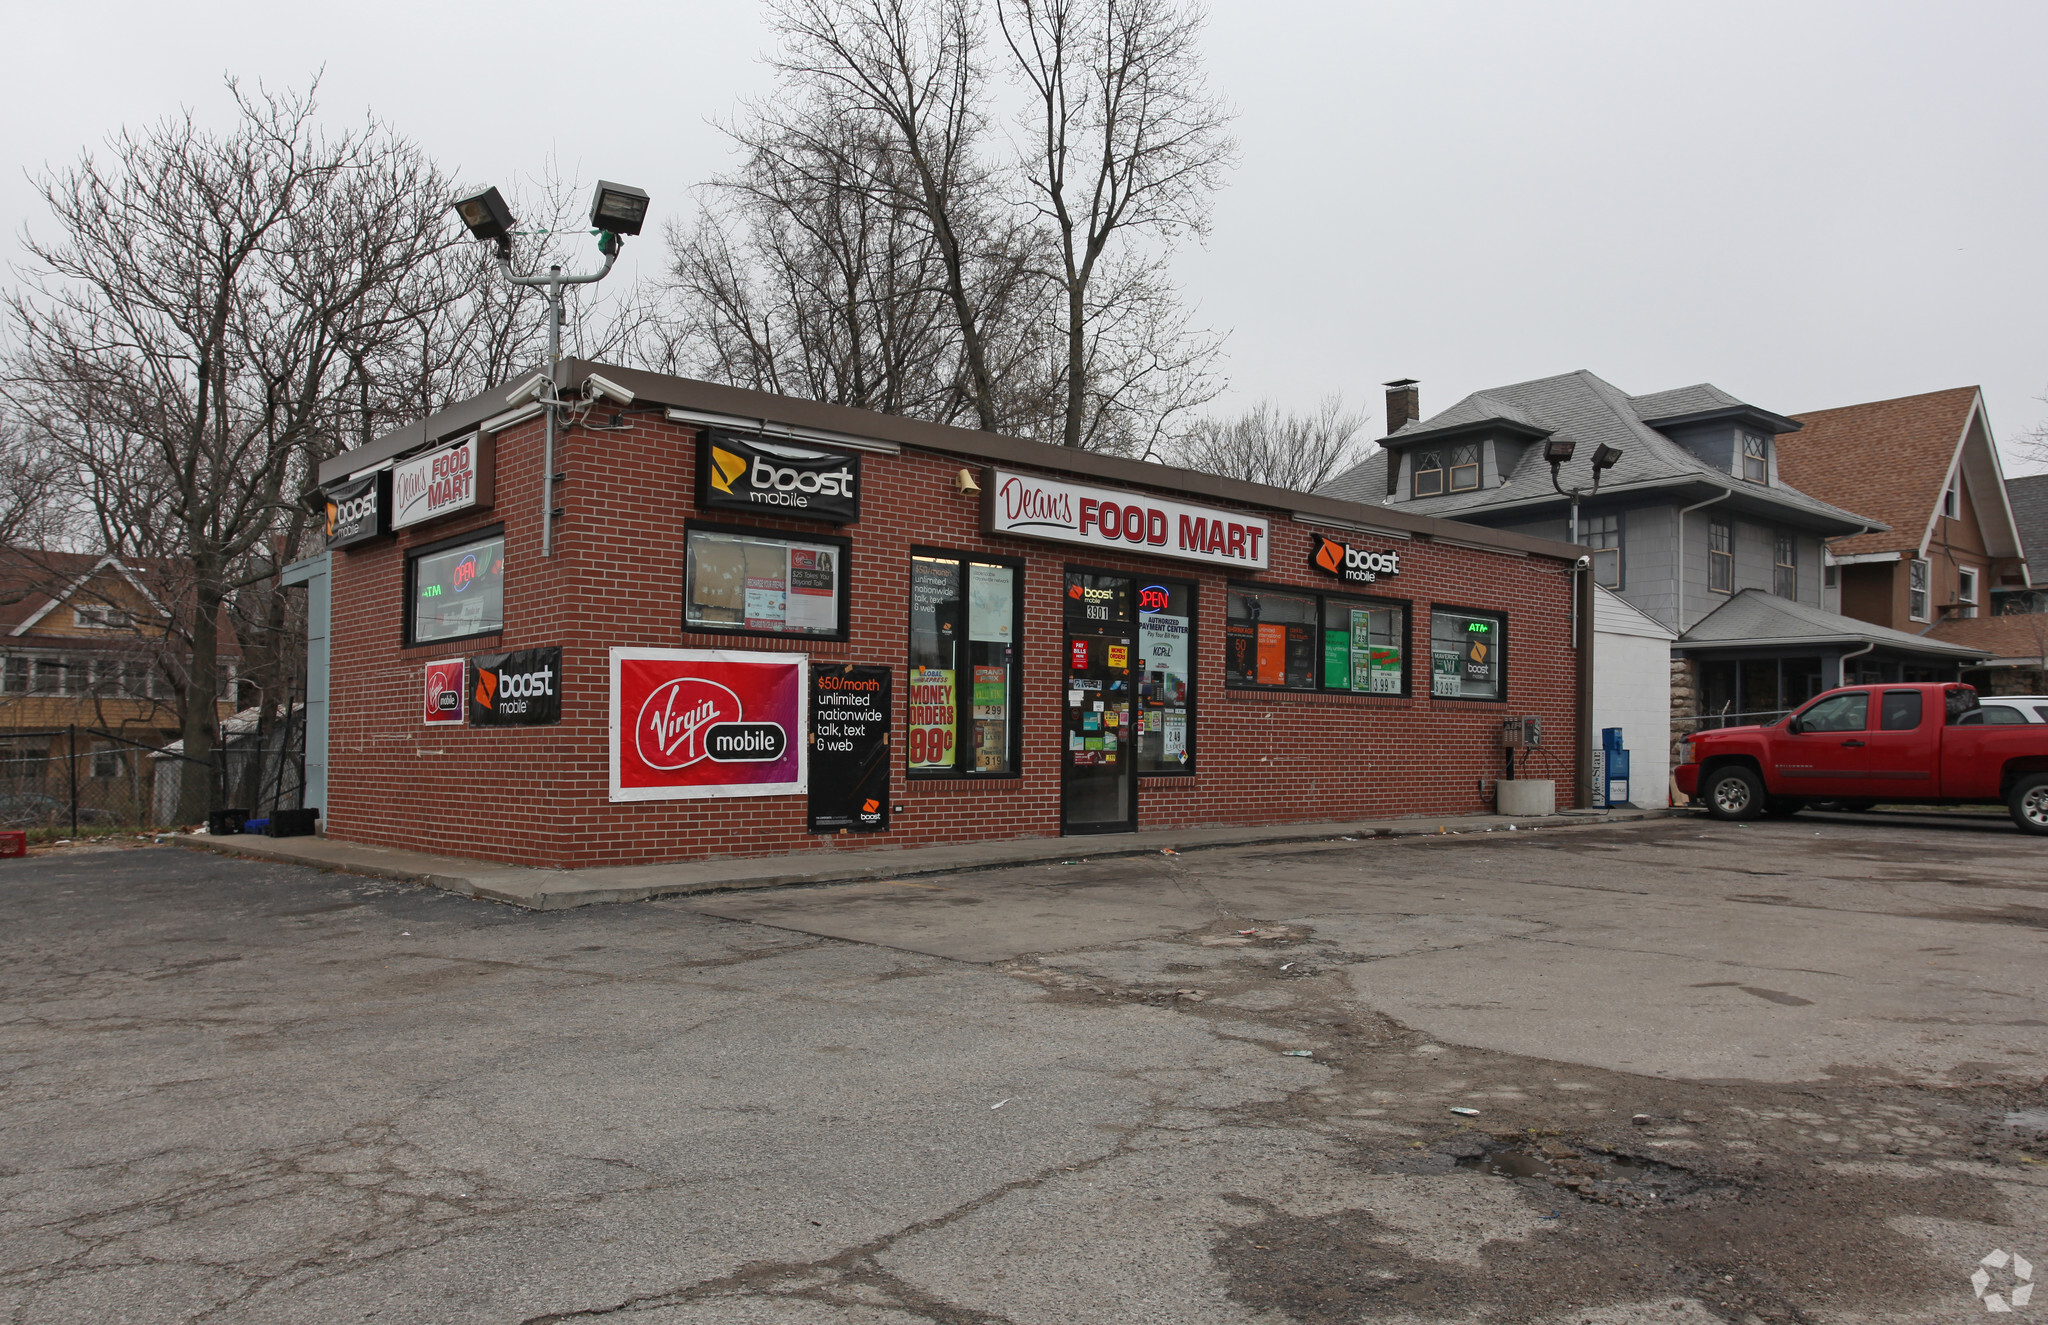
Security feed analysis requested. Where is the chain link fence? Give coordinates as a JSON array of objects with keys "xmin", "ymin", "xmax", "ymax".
[{"xmin": 0, "ymin": 717, "xmax": 305, "ymax": 834}]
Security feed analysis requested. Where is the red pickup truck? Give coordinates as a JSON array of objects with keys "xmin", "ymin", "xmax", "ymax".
[{"xmin": 1674, "ymin": 683, "xmax": 2048, "ymax": 834}]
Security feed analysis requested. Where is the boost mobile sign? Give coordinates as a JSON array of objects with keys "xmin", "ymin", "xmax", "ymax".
[
  {"xmin": 470, "ymin": 647, "xmax": 562, "ymax": 726},
  {"xmin": 323, "ymin": 471, "xmax": 389, "ymax": 549},
  {"xmin": 1311, "ymin": 535, "xmax": 1402, "ymax": 585},
  {"xmin": 698, "ymin": 431, "xmax": 861, "ymax": 523}
]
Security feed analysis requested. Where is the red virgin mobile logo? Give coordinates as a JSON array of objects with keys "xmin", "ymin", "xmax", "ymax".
[{"xmin": 635, "ymin": 676, "xmax": 740, "ymax": 770}]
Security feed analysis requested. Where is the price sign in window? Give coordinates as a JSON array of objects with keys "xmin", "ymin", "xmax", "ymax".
[
  {"xmin": 910, "ymin": 552, "xmax": 1022, "ymax": 775},
  {"xmin": 1320, "ymin": 597, "xmax": 1406, "ymax": 695}
]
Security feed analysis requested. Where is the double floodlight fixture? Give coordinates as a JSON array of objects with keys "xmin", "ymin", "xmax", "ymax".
[
  {"xmin": 448, "ymin": 179, "xmax": 652, "ymax": 258},
  {"xmin": 1546, "ymin": 434, "xmax": 1625, "ymax": 507}
]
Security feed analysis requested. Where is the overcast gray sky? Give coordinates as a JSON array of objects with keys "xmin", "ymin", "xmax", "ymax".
[{"xmin": 7, "ymin": 1, "xmax": 2045, "ymax": 471}]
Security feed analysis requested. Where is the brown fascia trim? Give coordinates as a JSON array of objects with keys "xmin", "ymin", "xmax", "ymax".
[{"xmin": 318, "ymin": 357, "xmax": 1584, "ymax": 566}]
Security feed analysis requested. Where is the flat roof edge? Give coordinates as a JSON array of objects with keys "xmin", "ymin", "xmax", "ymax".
[{"xmin": 318, "ymin": 358, "xmax": 1586, "ymax": 566}]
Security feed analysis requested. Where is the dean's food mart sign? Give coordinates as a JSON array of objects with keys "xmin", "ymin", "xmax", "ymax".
[
  {"xmin": 983, "ymin": 469, "xmax": 1270, "ymax": 569},
  {"xmin": 392, "ymin": 433, "xmax": 496, "ymax": 530}
]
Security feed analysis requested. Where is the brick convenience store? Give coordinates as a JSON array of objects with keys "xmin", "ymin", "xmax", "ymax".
[{"xmin": 305, "ymin": 360, "xmax": 1592, "ymax": 869}]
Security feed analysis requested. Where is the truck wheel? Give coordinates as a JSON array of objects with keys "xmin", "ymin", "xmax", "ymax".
[
  {"xmin": 2008, "ymin": 774, "xmax": 2048, "ymax": 836},
  {"xmin": 1762, "ymin": 798, "xmax": 1805, "ymax": 818},
  {"xmin": 1703, "ymin": 766, "xmax": 1765, "ymax": 822}
]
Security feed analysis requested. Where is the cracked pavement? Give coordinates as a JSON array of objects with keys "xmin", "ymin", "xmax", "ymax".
[{"xmin": 1, "ymin": 812, "xmax": 2044, "ymax": 1323}]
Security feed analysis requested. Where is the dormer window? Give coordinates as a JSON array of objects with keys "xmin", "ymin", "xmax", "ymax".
[
  {"xmin": 1739, "ymin": 432, "xmax": 1768, "ymax": 484},
  {"xmin": 1411, "ymin": 443, "xmax": 1480, "ymax": 498}
]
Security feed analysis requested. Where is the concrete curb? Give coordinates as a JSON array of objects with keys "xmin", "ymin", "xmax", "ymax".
[{"xmin": 176, "ymin": 807, "xmax": 1676, "ymax": 911}]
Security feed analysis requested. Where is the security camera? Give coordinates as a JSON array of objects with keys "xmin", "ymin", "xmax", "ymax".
[
  {"xmin": 505, "ymin": 373, "xmax": 549, "ymax": 406},
  {"xmin": 1574, "ymin": 554, "xmax": 1591, "ymax": 569},
  {"xmin": 583, "ymin": 374, "xmax": 635, "ymax": 406}
]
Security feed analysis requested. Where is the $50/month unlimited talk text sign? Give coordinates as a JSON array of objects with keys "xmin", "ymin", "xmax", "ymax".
[{"xmin": 610, "ymin": 649, "xmax": 807, "ymax": 802}]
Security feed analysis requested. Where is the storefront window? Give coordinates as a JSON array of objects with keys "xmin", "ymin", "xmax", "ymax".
[
  {"xmin": 1429, "ymin": 607, "xmax": 1505, "ymax": 701},
  {"xmin": 1224, "ymin": 587, "xmax": 1410, "ymax": 697},
  {"xmin": 1136, "ymin": 580, "xmax": 1196, "ymax": 773},
  {"xmin": 1226, "ymin": 588, "xmax": 1318, "ymax": 689},
  {"xmin": 1321, "ymin": 597, "xmax": 1407, "ymax": 695},
  {"xmin": 909, "ymin": 551, "xmax": 1021, "ymax": 775},
  {"xmin": 407, "ymin": 528, "xmax": 505, "ymax": 646},
  {"xmin": 685, "ymin": 524, "xmax": 847, "ymax": 639}
]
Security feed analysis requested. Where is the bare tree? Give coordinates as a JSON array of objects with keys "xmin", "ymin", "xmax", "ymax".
[
  {"xmin": 1165, "ymin": 394, "xmax": 1368, "ymax": 491},
  {"xmin": 0, "ymin": 409, "xmax": 72, "ymax": 551},
  {"xmin": 999, "ymin": 0, "xmax": 1236, "ymax": 448},
  {"xmin": 6, "ymin": 79, "xmax": 463, "ymax": 821}
]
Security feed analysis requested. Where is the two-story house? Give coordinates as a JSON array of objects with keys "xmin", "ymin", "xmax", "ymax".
[
  {"xmin": 1318, "ymin": 372, "xmax": 1987, "ymax": 740},
  {"xmin": 1767, "ymin": 387, "xmax": 2030, "ymax": 696},
  {"xmin": 0, "ymin": 549, "xmax": 241, "ymax": 824}
]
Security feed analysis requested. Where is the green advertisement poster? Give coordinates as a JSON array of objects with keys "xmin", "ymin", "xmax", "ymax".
[{"xmin": 1322, "ymin": 629, "xmax": 1351, "ymax": 689}]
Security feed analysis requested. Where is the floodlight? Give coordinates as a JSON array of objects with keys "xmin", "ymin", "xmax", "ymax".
[
  {"xmin": 1591, "ymin": 443, "xmax": 1624, "ymax": 471},
  {"xmin": 452, "ymin": 186, "xmax": 516, "ymax": 249},
  {"xmin": 589, "ymin": 180, "xmax": 651, "ymax": 237},
  {"xmin": 1542, "ymin": 437, "xmax": 1576, "ymax": 465}
]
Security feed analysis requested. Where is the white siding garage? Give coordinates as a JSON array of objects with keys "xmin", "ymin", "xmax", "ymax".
[{"xmin": 1594, "ymin": 587, "xmax": 1675, "ymax": 807}]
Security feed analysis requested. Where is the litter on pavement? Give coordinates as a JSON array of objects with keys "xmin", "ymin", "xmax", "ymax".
[
  {"xmin": 1450, "ymin": 1107, "xmax": 1481, "ymax": 1116},
  {"xmin": 1282, "ymin": 1049, "xmax": 1314, "ymax": 1058}
]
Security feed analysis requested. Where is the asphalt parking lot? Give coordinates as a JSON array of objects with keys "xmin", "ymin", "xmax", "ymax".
[{"xmin": 2, "ymin": 811, "xmax": 2044, "ymax": 1323}]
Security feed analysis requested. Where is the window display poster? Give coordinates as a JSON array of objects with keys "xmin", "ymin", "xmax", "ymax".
[
  {"xmin": 1323, "ymin": 627, "xmax": 1351, "ymax": 689},
  {"xmin": 1256, "ymin": 623, "xmax": 1287, "ymax": 686},
  {"xmin": 908, "ymin": 666, "xmax": 957, "ymax": 768},
  {"xmin": 423, "ymin": 658, "xmax": 466, "ymax": 724},
  {"xmin": 1368, "ymin": 647, "xmax": 1403, "ymax": 694},
  {"xmin": 1463, "ymin": 621, "xmax": 1496, "ymax": 687},
  {"xmin": 968, "ymin": 563, "xmax": 1014, "ymax": 643},
  {"xmin": 610, "ymin": 648, "xmax": 806, "ymax": 801},
  {"xmin": 787, "ymin": 547, "xmax": 836, "ymax": 632},
  {"xmin": 808, "ymin": 664, "xmax": 890, "ymax": 833}
]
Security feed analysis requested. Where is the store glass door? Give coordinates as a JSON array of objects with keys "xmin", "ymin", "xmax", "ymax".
[{"xmin": 1062, "ymin": 571, "xmax": 1138, "ymax": 834}]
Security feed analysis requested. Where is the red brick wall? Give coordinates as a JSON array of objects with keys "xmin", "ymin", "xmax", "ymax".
[{"xmin": 326, "ymin": 412, "xmax": 1582, "ymax": 868}]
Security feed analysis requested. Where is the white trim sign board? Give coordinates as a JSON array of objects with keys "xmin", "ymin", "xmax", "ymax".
[
  {"xmin": 983, "ymin": 469, "xmax": 1271, "ymax": 570},
  {"xmin": 392, "ymin": 433, "xmax": 495, "ymax": 530}
]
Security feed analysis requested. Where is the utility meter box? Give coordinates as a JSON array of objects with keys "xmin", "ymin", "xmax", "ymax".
[{"xmin": 1500, "ymin": 715, "xmax": 1542, "ymax": 749}]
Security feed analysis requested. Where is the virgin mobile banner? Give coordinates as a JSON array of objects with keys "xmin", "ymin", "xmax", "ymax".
[{"xmin": 610, "ymin": 648, "xmax": 807, "ymax": 802}]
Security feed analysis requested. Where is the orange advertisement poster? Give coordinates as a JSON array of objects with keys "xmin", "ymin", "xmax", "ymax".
[{"xmin": 1255, "ymin": 624, "xmax": 1287, "ymax": 685}]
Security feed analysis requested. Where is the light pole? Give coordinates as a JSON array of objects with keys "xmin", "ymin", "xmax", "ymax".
[{"xmin": 450, "ymin": 180, "xmax": 651, "ymax": 557}]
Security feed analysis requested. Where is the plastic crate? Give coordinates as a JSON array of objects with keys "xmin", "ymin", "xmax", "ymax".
[
  {"xmin": 207, "ymin": 808, "xmax": 250, "ymax": 836},
  {"xmin": 266, "ymin": 809, "xmax": 320, "ymax": 838},
  {"xmin": 0, "ymin": 831, "xmax": 25, "ymax": 858}
]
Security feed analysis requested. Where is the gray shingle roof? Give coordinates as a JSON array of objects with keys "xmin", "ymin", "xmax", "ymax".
[
  {"xmin": 1625, "ymin": 383, "xmax": 1745, "ymax": 422},
  {"xmin": 1318, "ymin": 370, "xmax": 1882, "ymax": 534},
  {"xmin": 2007, "ymin": 473, "xmax": 2048, "ymax": 583},
  {"xmin": 1677, "ymin": 589, "xmax": 1987, "ymax": 657}
]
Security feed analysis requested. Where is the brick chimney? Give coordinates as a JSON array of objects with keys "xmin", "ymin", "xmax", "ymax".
[
  {"xmin": 1384, "ymin": 379, "xmax": 1420, "ymax": 434},
  {"xmin": 1383, "ymin": 379, "xmax": 1419, "ymax": 497}
]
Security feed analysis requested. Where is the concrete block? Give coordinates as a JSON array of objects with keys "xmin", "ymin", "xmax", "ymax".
[{"xmin": 1497, "ymin": 779, "xmax": 1556, "ymax": 817}]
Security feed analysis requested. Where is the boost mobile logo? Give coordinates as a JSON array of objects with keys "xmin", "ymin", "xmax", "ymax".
[
  {"xmin": 1314, "ymin": 536, "xmax": 1401, "ymax": 583},
  {"xmin": 707, "ymin": 446, "xmax": 750, "ymax": 495}
]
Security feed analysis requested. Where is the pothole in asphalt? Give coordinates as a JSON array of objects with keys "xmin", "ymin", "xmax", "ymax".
[{"xmin": 1451, "ymin": 1138, "xmax": 1704, "ymax": 1207}]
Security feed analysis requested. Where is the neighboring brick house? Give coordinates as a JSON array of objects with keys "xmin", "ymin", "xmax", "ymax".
[
  {"xmin": 1774, "ymin": 386, "xmax": 2029, "ymax": 630},
  {"xmin": 0, "ymin": 550, "xmax": 241, "ymax": 821}
]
